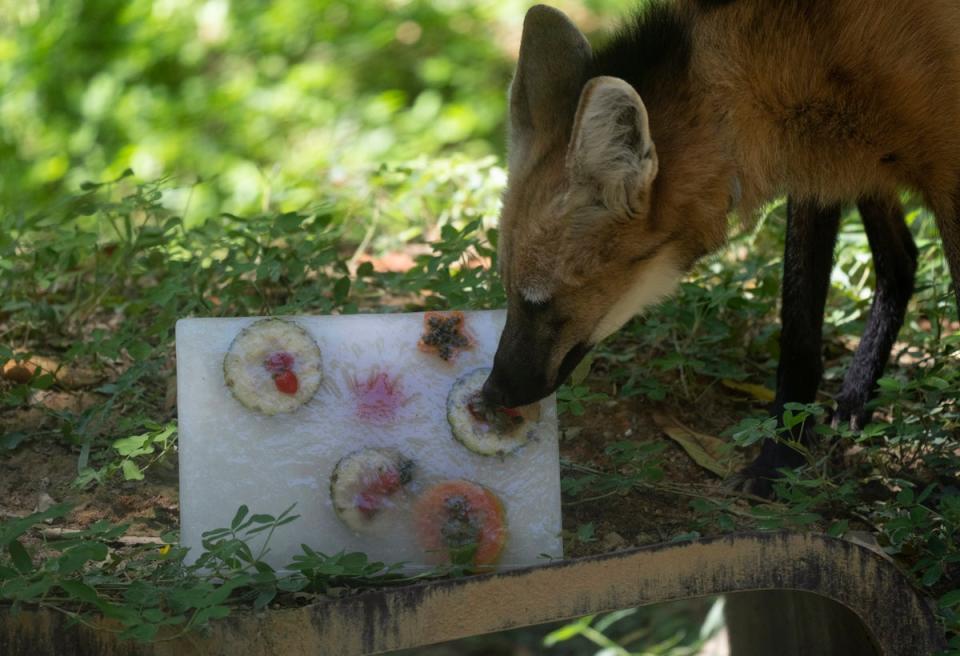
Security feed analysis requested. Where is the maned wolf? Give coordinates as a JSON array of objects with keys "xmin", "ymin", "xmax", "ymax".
[{"xmin": 481, "ymin": 0, "xmax": 960, "ymax": 487}]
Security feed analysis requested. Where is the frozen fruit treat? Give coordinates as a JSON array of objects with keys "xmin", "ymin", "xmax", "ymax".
[
  {"xmin": 330, "ymin": 447, "xmax": 415, "ymax": 531},
  {"xmin": 222, "ymin": 318, "xmax": 322, "ymax": 415},
  {"xmin": 447, "ymin": 367, "xmax": 540, "ymax": 456}
]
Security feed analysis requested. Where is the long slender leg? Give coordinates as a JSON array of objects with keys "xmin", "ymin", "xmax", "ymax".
[
  {"xmin": 933, "ymin": 193, "xmax": 960, "ymax": 314},
  {"xmin": 745, "ymin": 197, "xmax": 842, "ymax": 482},
  {"xmin": 833, "ymin": 196, "xmax": 917, "ymax": 429}
]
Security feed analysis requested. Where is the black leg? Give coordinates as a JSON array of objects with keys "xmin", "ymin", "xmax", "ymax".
[
  {"xmin": 934, "ymin": 192, "xmax": 960, "ymax": 314},
  {"xmin": 833, "ymin": 197, "xmax": 917, "ymax": 429},
  {"xmin": 744, "ymin": 197, "xmax": 841, "ymax": 485}
]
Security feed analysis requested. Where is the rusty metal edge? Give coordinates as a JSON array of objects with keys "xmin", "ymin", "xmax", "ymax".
[{"xmin": 0, "ymin": 531, "xmax": 947, "ymax": 656}]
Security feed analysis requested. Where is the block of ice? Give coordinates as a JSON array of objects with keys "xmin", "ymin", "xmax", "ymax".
[{"xmin": 176, "ymin": 310, "xmax": 563, "ymax": 571}]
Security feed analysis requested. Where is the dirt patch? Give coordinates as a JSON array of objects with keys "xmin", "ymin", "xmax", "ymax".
[{"xmin": 0, "ymin": 438, "xmax": 179, "ymax": 538}]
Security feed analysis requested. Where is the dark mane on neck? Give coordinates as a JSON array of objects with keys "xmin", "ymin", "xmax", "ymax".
[{"xmin": 589, "ymin": 2, "xmax": 693, "ymax": 99}]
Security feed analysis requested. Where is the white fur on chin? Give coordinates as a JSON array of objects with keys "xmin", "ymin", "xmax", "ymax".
[{"xmin": 589, "ymin": 250, "xmax": 682, "ymax": 343}]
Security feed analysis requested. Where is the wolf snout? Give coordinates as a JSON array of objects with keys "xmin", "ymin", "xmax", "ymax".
[
  {"xmin": 481, "ymin": 365, "xmax": 550, "ymax": 408},
  {"xmin": 480, "ymin": 374, "xmax": 509, "ymax": 407}
]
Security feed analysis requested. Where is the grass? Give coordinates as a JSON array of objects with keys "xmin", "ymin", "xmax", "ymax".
[{"xmin": 1, "ymin": 170, "xmax": 959, "ymax": 654}]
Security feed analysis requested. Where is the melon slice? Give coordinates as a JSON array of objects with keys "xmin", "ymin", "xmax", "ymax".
[
  {"xmin": 330, "ymin": 448, "xmax": 414, "ymax": 531},
  {"xmin": 222, "ymin": 318, "xmax": 323, "ymax": 415},
  {"xmin": 414, "ymin": 480, "xmax": 506, "ymax": 568},
  {"xmin": 447, "ymin": 367, "xmax": 541, "ymax": 456}
]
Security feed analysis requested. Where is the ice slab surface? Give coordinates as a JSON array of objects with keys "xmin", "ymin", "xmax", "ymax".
[{"xmin": 176, "ymin": 311, "xmax": 562, "ymax": 571}]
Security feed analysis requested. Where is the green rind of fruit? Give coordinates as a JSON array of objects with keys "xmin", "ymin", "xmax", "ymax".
[
  {"xmin": 329, "ymin": 447, "xmax": 414, "ymax": 531},
  {"xmin": 222, "ymin": 317, "xmax": 323, "ymax": 416}
]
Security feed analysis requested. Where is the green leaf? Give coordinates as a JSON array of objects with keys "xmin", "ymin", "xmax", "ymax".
[
  {"xmin": 231, "ymin": 506, "xmax": 249, "ymax": 530},
  {"xmin": 191, "ymin": 605, "xmax": 231, "ymax": 627},
  {"xmin": 277, "ymin": 575, "xmax": 308, "ymax": 592},
  {"xmin": 8, "ymin": 540, "xmax": 32, "ymax": 574},
  {"xmin": 921, "ymin": 564, "xmax": 942, "ymax": 587},
  {"xmin": 277, "ymin": 212, "xmax": 303, "ymax": 233},
  {"xmin": 250, "ymin": 513, "xmax": 275, "ymax": 524},
  {"xmin": 253, "ymin": 588, "xmax": 276, "ymax": 610},
  {"xmin": 333, "ymin": 276, "xmax": 351, "ymax": 304},
  {"xmin": 121, "ymin": 460, "xmax": 144, "ymax": 481},
  {"xmin": 60, "ymin": 581, "xmax": 99, "ymax": 604},
  {"xmin": 543, "ymin": 615, "xmax": 593, "ymax": 646},
  {"xmin": 0, "ymin": 505, "xmax": 73, "ymax": 546},
  {"xmin": 31, "ymin": 373, "xmax": 55, "ymax": 390},
  {"xmin": 939, "ymin": 589, "xmax": 960, "ymax": 608},
  {"xmin": 57, "ymin": 542, "xmax": 109, "ymax": 573},
  {"xmin": 338, "ymin": 552, "xmax": 369, "ymax": 572},
  {"xmin": 827, "ymin": 520, "xmax": 849, "ymax": 538},
  {"xmin": 142, "ymin": 608, "xmax": 167, "ymax": 623},
  {"xmin": 0, "ymin": 432, "xmax": 28, "ymax": 450},
  {"xmin": 576, "ymin": 522, "xmax": 596, "ymax": 544}
]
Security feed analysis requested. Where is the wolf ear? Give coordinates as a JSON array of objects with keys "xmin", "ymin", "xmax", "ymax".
[
  {"xmin": 567, "ymin": 76, "xmax": 658, "ymax": 216},
  {"xmin": 510, "ymin": 5, "xmax": 592, "ymax": 140}
]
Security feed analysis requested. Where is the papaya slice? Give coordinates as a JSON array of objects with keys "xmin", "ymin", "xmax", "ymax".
[
  {"xmin": 414, "ymin": 480, "xmax": 506, "ymax": 567},
  {"xmin": 417, "ymin": 311, "xmax": 473, "ymax": 363},
  {"xmin": 222, "ymin": 318, "xmax": 322, "ymax": 415}
]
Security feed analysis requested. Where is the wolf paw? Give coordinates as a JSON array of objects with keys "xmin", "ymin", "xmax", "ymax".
[
  {"xmin": 724, "ymin": 463, "xmax": 778, "ymax": 498},
  {"xmin": 725, "ymin": 434, "xmax": 809, "ymax": 498},
  {"xmin": 829, "ymin": 397, "xmax": 872, "ymax": 433}
]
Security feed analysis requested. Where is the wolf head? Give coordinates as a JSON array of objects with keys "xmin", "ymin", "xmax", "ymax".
[{"xmin": 482, "ymin": 5, "xmax": 694, "ymax": 408}]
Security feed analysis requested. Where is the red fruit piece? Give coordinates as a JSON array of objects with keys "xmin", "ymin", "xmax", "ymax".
[
  {"xmin": 356, "ymin": 492, "xmax": 380, "ymax": 518},
  {"xmin": 368, "ymin": 469, "xmax": 401, "ymax": 496},
  {"xmin": 272, "ymin": 370, "xmax": 299, "ymax": 395},
  {"xmin": 355, "ymin": 469, "xmax": 403, "ymax": 518},
  {"xmin": 264, "ymin": 351, "xmax": 295, "ymax": 374},
  {"xmin": 466, "ymin": 393, "xmax": 524, "ymax": 433}
]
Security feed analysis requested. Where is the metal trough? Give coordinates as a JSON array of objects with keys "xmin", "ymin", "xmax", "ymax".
[{"xmin": 0, "ymin": 532, "xmax": 946, "ymax": 655}]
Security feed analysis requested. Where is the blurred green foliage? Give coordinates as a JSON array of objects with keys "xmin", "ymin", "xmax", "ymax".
[
  {"xmin": 0, "ymin": 0, "xmax": 522, "ymax": 219},
  {"xmin": 0, "ymin": 0, "xmax": 626, "ymax": 223}
]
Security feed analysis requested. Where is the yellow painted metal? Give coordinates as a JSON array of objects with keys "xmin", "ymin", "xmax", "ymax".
[{"xmin": 0, "ymin": 532, "xmax": 946, "ymax": 655}]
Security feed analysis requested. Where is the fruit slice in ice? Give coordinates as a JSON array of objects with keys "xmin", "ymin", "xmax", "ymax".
[
  {"xmin": 330, "ymin": 448, "xmax": 414, "ymax": 531},
  {"xmin": 417, "ymin": 311, "xmax": 473, "ymax": 363},
  {"xmin": 447, "ymin": 367, "xmax": 540, "ymax": 456},
  {"xmin": 414, "ymin": 480, "xmax": 506, "ymax": 568},
  {"xmin": 222, "ymin": 318, "xmax": 322, "ymax": 415}
]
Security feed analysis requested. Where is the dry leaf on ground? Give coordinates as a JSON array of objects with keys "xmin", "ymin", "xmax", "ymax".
[
  {"xmin": 653, "ymin": 413, "xmax": 741, "ymax": 477},
  {"xmin": 721, "ymin": 379, "xmax": 775, "ymax": 403}
]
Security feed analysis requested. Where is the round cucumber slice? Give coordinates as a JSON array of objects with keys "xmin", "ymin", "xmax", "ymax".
[
  {"xmin": 330, "ymin": 447, "xmax": 414, "ymax": 532},
  {"xmin": 414, "ymin": 479, "xmax": 506, "ymax": 568},
  {"xmin": 222, "ymin": 318, "xmax": 323, "ymax": 415},
  {"xmin": 446, "ymin": 367, "xmax": 540, "ymax": 456}
]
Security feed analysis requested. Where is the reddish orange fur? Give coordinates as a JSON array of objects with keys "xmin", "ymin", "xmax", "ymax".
[
  {"xmin": 684, "ymin": 0, "xmax": 960, "ymax": 217},
  {"xmin": 488, "ymin": 1, "xmax": 960, "ymax": 403}
]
